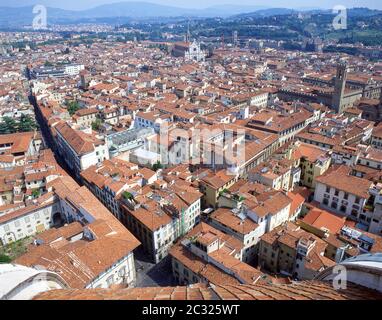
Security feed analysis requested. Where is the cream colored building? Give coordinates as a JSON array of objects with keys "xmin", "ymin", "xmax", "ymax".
[
  {"xmin": 73, "ymin": 108, "xmax": 98, "ymax": 127},
  {"xmin": 289, "ymin": 141, "xmax": 331, "ymax": 188}
]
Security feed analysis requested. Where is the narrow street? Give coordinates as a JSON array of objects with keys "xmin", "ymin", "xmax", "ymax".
[
  {"xmin": 29, "ymin": 93, "xmax": 82, "ymax": 183},
  {"xmin": 134, "ymin": 248, "xmax": 176, "ymax": 288},
  {"xmin": 29, "ymin": 91, "xmax": 176, "ymax": 288}
]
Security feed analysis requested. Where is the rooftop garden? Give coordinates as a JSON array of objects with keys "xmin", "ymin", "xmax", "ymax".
[
  {"xmin": 219, "ymin": 188, "xmax": 229, "ymax": 196},
  {"xmin": 122, "ymin": 191, "xmax": 134, "ymax": 201},
  {"xmin": 31, "ymin": 189, "xmax": 41, "ymax": 199}
]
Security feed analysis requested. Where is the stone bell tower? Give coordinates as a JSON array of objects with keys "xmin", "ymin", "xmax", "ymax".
[{"xmin": 332, "ymin": 62, "xmax": 348, "ymax": 114}]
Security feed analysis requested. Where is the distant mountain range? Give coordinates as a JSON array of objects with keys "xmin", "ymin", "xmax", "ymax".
[
  {"xmin": 0, "ymin": 2, "xmax": 269, "ymax": 27},
  {"xmin": 231, "ymin": 6, "xmax": 382, "ymax": 19},
  {"xmin": 232, "ymin": 7, "xmax": 298, "ymax": 18},
  {"xmin": 0, "ymin": 2, "xmax": 381, "ymax": 28},
  {"xmin": 80, "ymin": 2, "xmax": 269, "ymax": 18}
]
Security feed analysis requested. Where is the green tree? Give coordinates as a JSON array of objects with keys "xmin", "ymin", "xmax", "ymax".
[
  {"xmin": 91, "ymin": 118, "xmax": 103, "ymax": 131},
  {"xmin": 152, "ymin": 161, "xmax": 163, "ymax": 171},
  {"xmin": 18, "ymin": 114, "xmax": 37, "ymax": 132},
  {"xmin": 122, "ymin": 191, "xmax": 134, "ymax": 200},
  {"xmin": 0, "ymin": 117, "xmax": 17, "ymax": 134},
  {"xmin": 0, "ymin": 122, "xmax": 9, "ymax": 134},
  {"xmin": 31, "ymin": 189, "xmax": 40, "ymax": 198},
  {"xmin": 0, "ymin": 254, "xmax": 11, "ymax": 263},
  {"xmin": 67, "ymin": 101, "xmax": 80, "ymax": 116}
]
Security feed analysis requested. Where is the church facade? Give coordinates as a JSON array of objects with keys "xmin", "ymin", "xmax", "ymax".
[{"xmin": 172, "ymin": 41, "xmax": 206, "ymax": 62}]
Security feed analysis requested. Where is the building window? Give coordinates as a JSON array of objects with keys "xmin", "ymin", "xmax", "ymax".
[
  {"xmin": 344, "ymin": 193, "xmax": 349, "ymax": 200},
  {"xmin": 106, "ymin": 275, "xmax": 114, "ymax": 286},
  {"xmin": 119, "ymin": 267, "xmax": 126, "ymax": 277},
  {"xmin": 323, "ymin": 198, "xmax": 329, "ymax": 206},
  {"xmin": 331, "ymin": 202, "xmax": 338, "ymax": 209}
]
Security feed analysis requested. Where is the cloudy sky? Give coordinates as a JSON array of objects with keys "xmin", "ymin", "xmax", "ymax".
[{"xmin": 2, "ymin": 0, "xmax": 381, "ymax": 10}]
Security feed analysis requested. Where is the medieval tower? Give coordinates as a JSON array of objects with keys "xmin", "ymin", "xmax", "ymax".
[{"xmin": 332, "ymin": 63, "xmax": 348, "ymax": 114}]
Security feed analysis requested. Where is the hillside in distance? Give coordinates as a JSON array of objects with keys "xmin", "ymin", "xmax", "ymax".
[
  {"xmin": 0, "ymin": 1, "xmax": 268, "ymax": 27},
  {"xmin": 0, "ymin": 2, "xmax": 381, "ymax": 38}
]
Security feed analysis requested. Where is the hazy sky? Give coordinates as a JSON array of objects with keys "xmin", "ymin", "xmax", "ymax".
[{"xmin": 4, "ymin": 0, "xmax": 382, "ymax": 10}]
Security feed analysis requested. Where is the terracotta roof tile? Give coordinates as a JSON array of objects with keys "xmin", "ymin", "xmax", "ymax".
[{"xmin": 34, "ymin": 281, "xmax": 382, "ymax": 300}]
